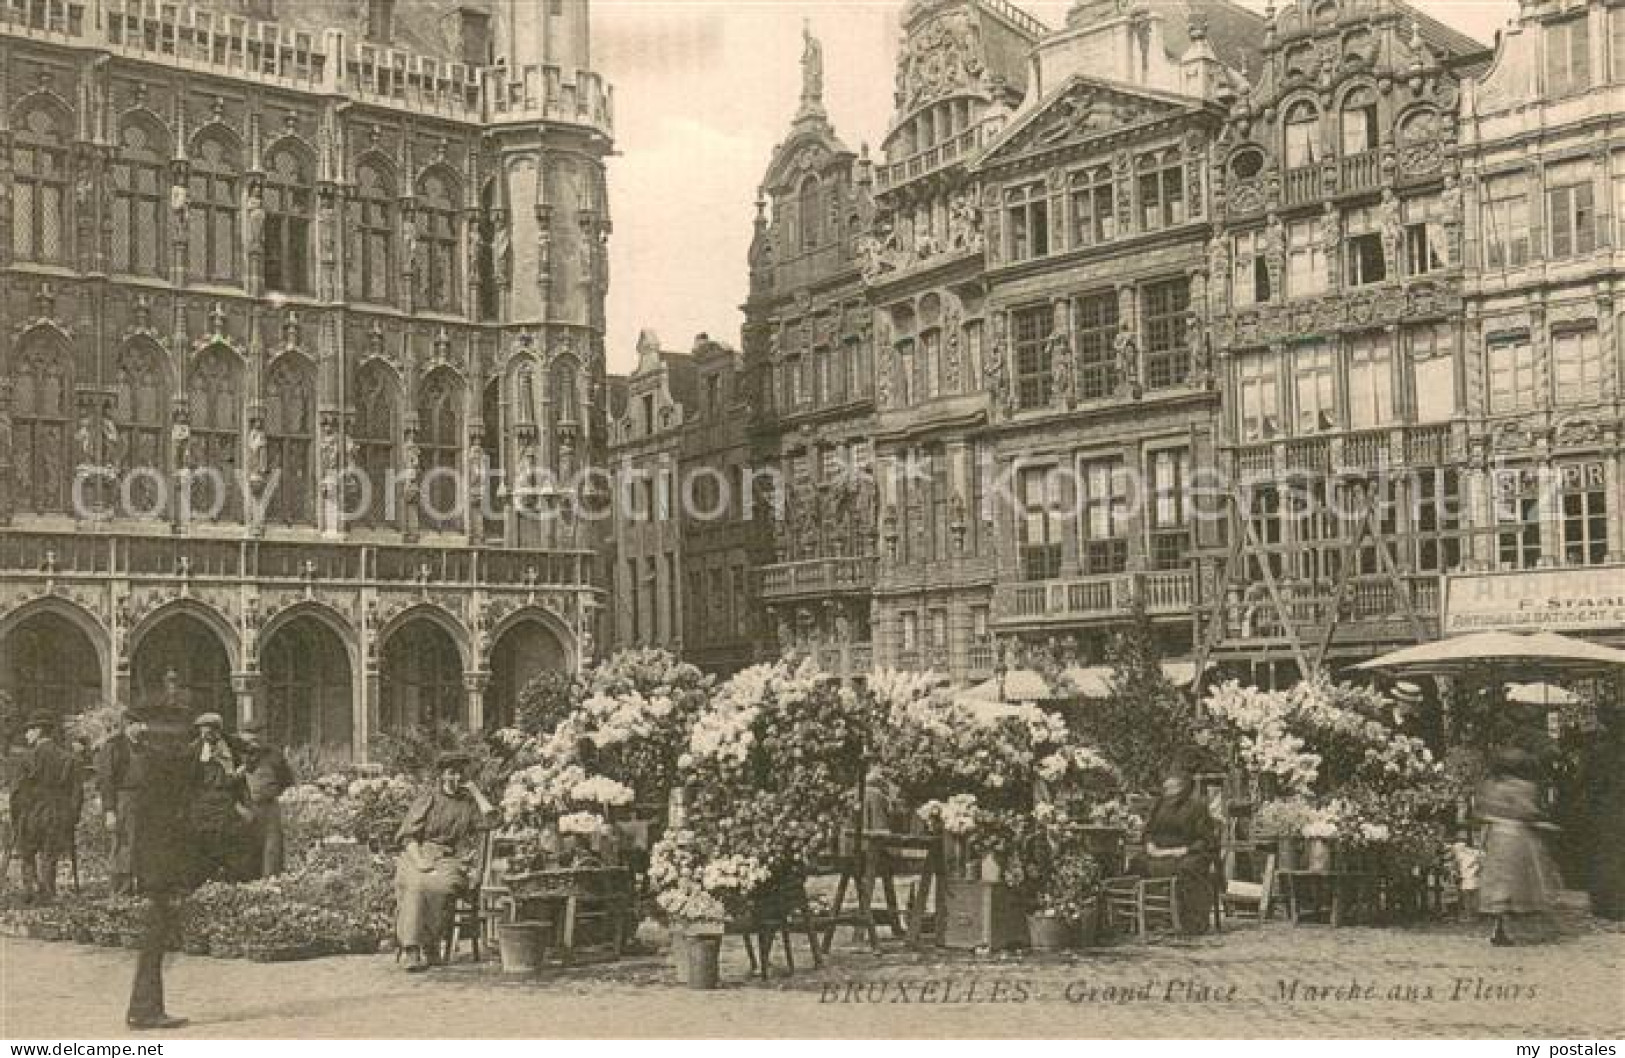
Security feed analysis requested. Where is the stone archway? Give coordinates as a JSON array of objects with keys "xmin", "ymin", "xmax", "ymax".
[
  {"xmin": 129, "ymin": 612, "xmax": 234, "ymax": 723},
  {"xmin": 0, "ymin": 608, "xmax": 104, "ymax": 741},
  {"xmin": 487, "ymin": 617, "xmax": 570, "ymax": 729},
  {"xmin": 262, "ymin": 615, "xmax": 354, "ymax": 759},
  {"xmin": 379, "ymin": 618, "xmax": 465, "ymax": 733}
]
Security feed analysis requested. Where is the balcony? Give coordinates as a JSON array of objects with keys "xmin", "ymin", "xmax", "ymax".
[
  {"xmin": 1283, "ymin": 165, "xmax": 1320, "ymax": 206},
  {"xmin": 759, "ymin": 555, "xmax": 876, "ymax": 601},
  {"xmin": 0, "ymin": 530, "xmax": 594, "ymax": 590},
  {"xmin": 1340, "ymin": 152, "xmax": 1381, "ymax": 194},
  {"xmin": 876, "ymin": 126, "xmax": 986, "ymax": 194},
  {"xmin": 995, "ymin": 570, "xmax": 1194, "ymax": 626},
  {"xmin": 2, "ymin": 0, "xmax": 612, "ymax": 135},
  {"xmin": 1214, "ymin": 575, "xmax": 1441, "ymax": 646}
]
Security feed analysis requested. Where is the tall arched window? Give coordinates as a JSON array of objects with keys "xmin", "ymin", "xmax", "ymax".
[
  {"xmin": 479, "ymin": 377, "xmax": 503, "ymax": 532},
  {"xmin": 346, "ymin": 160, "xmax": 395, "ymax": 304},
  {"xmin": 188, "ymin": 132, "xmax": 240, "ymax": 284},
  {"xmin": 263, "ymin": 146, "xmax": 313, "ymax": 295},
  {"xmin": 8, "ymin": 336, "xmax": 72, "ymax": 513},
  {"xmin": 113, "ymin": 340, "xmax": 169, "ymax": 516},
  {"xmin": 551, "ymin": 357, "xmax": 580, "ymax": 426},
  {"xmin": 417, "ymin": 369, "xmax": 463, "ymax": 532},
  {"xmin": 187, "ymin": 346, "xmax": 242, "ymax": 521},
  {"xmin": 263, "ymin": 354, "xmax": 314, "ymax": 524},
  {"xmin": 1284, "ymin": 101, "xmax": 1321, "ymax": 169},
  {"xmin": 799, "ymin": 175, "xmax": 822, "ymax": 250},
  {"xmin": 111, "ymin": 119, "xmax": 168, "ymax": 277},
  {"xmin": 1341, "ymin": 87, "xmax": 1379, "ymax": 156},
  {"xmin": 13, "ymin": 103, "xmax": 71, "ymax": 265},
  {"xmin": 351, "ymin": 362, "xmax": 398, "ymax": 528},
  {"xmin": 417, "ymin": 171, "xmax": 460, "ymax": 313}
]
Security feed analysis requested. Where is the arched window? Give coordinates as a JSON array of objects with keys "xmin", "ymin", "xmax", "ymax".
[
  {"xmin": 111, "ymin": 119, "xmax": 168, "ymax": 277},
  {"xmin": 1341, "ymin": 86, "xmax": 1379, "ymax": 155},
  {"xmin": 416, "ymin": 369, "xmax": 463, "ymax": 532},
  {"xmin": 263, "ymin": 146, "xmax": 313, "ymax": 295},
  {"xmin": 417, "ymin": 171, "xmax": 460, "ymax": 313},
  {"xmin": 346, "ymin": 160, "xmax": 394, "ymax": 304},
  {"xmin": 113, "ymin": 341, "xmax": 169, "ymax": 516},
  {"xmin": 479, "ymin": 377, "xmax": 503, "ymax": 532},
  {"xmin": 8, "ymin": 336, "xmax": 72, "ymax": 513},
  {"xmin": 799, "ymin": 175, "xmax": 822, "ymax": 250},
  {"xmin": 188, "ymin": 132, "xmax": 240, "ymax": 284},
  {"xmin": 351, "ymin": 362, "xmax": 398, "ymax": 528},
  {"xmin": 263, "ymin": 354, "xmax": 314, "ymax": 524},
  {"xmin": 12, "ymin": 103, "xmax": 70, "ymax": 265},
  {"xmin": 1284, "ymin": 101, "xmax": 1321, "ymax": 169},
  {"xmin": 551, "ymin": 357, "xmax": 580, "ymax": 426},
  {"xmin": 187, "ymin": 347, "xmax": 242, "ymax": 521}
]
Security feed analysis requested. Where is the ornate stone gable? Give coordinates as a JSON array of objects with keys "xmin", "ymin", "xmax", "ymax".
[
  {"xmin": 895, "ymin": 6, "xmax": 987, "ymax": 113},
  {"xmin": 979, "ymin": 77, "xmax": 1201, "ymax": 170}
]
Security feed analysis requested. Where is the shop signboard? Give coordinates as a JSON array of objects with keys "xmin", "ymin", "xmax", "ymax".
[{"xmin": 1443, "ymin": 565, "xmax": 1625, "ymax": 634}]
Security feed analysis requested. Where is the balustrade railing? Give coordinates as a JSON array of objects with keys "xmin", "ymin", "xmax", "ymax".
[
  {"xmin": 0, "ymin": 530, "xmax": 592, "ymax": 588},
  {"xmin": 999, "ymin": 570, "xmax": 1194, "ymax": 622},
  {"xmin": 1340, "ymin": 152, "xmax": 1380, "ymax": 193},
  {"xmin": 1340, "ymin": 429, "xmax": 1389, "ymax": 470},
  {"xmin": 1283, "ymin": 165, "xmax": 1319, "ymax": 206},
  {"xmin": 759, "ymin": 555, "xmax": 876, "ymax": 599}
]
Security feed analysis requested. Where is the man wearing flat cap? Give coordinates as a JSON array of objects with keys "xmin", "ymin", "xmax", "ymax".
[
  {"xmin": 234, "ymin": 719, "xmax": 295, "ymax": 878},
  {"xmin": 393, "ymin": 751, "xmax": 496, "ymax": 972},
  {"xmin": 188, "ymin": 711, "xmax": 248, "ymax": 884},
  {"xmin": 10, "ymin": 712, "xmax": 80, "ymax": 903}
]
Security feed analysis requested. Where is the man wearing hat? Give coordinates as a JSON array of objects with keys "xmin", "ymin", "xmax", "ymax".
[
  {"xmin": 121, "ymin": 701, "xmax": 198, "ymax": 1030},
  {"xmin": 9, "ymin": 712, "xmax": 80, "ymax": 903},
  {"xmin": 95, "ymin": 710, "xmax": 149, "ymax": 895},
  {"xmin": 187, "ymin": 711, "xmax": 247, "ymax": 884},
  {"xmin": 393, "ymin": 751, "xmax": 496, "ymax": 972},
  {"xmin": 233, "ymin": 719, "xmax": 295, "ymax": 878}
]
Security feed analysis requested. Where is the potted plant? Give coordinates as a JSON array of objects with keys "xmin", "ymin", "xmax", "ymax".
[
  {"xmin": 1302, "ymin": 819, "xmax": 1339, "ymax": 872},
  {"xmin": 649, "ymin": 830, "xmax": 767, "ymax": 989},
  {"xmin": 1254, "ymin": 798, "xmax": 1319, "ymax": 871},
  {"xmin": 1020, "ymin": 821, "xmax": 1104, "ymax": 952}
]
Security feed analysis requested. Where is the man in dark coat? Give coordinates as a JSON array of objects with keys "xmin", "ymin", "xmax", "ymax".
[
  {"xmin": 187, "ymin": 712, "xmax": 247, "ymax": 884},
  {"xmin": 11, "ymin": 713, "xmax": 80, "ymax": 902},
  {"xmin": 95, "ymin": 711, "xmax": 147, "ymax": 894},
  {"xmin": 234, "ymin": 720, "xmax": 295, "ymax": 878},
  {"xmin": 123, "ymin": 702, "xmax": 196, "ymax": 1031}
]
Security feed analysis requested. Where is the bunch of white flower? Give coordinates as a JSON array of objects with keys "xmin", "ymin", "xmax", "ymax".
[
  {"xmin": 558, "ymin": 811, "xmax": 607, "ymax": 836},
  {"xmin": 916, "ymin": 793, "xmax": 980, "ymax": 835},
  {"xmin": 569, "ymin": 775, "xmax": 635, "ymax": 807}
]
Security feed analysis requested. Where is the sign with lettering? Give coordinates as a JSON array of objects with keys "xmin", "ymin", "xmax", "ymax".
[{"xmin": 1443, "ymin": 566, "xmax": 1625, "ymax": 634}]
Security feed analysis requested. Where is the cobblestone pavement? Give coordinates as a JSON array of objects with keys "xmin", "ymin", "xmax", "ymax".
[{"xmin": 3, "ymin": 913, "xmax": 1622, "ymax": 1040}]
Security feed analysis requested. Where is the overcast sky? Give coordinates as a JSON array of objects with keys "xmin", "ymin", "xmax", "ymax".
[{"xmin": 591, "ymin": 0, "xmax": 1520, "ymax": 373}]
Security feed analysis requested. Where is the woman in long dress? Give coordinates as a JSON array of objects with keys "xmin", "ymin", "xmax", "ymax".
[
  {"xmin": 1476, "ymin": 747, "xmax": 1562, "ymax": 945},
  {"xmin": 1130, "ymin": 768, "xmax": 1218, "ymax": 934},
  {"xmin": 394, "ymin": 753, "xmax": 496, "ymax": 972}
]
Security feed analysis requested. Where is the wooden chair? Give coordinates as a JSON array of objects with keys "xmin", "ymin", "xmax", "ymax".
[
  {"xmin": 1221, "ymin": 853, "xmax": 1277, "ymax": 923},
  {"xmin": 1102, "ymin": 875, "xmax": 1179, "ymax": 938},
  {"xmin": 443, "ymin": 831, "xmax": 497, "ymax": 964}
]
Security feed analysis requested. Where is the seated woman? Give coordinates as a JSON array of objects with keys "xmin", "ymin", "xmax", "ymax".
[
  {"xmin": 1129, "ymin": 767, "xmax": 1217, "ymax": 935},
  {"xmin": 394, "ymin": 752, "xmax": 497, "ymax": 972}
]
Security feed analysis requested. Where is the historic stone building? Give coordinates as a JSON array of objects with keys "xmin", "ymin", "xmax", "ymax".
[
  {"xmin": 676, "ymin": 333, "xmax": 765, "ymax": 677},
  {"xmin": 606, "ymin": 329, "xmax": 695, "ymax": 654},
  {"xmin": 973, "ymin": 0, "xmax": 1261, "ymax": 667},
  {"xmin": 1202, "ymin": 0, "xmax": 1491, "ymax": 681},
  {"xmin": 866, "ymin": 0, "xmax": 1040, "ymax": 684},
  {"xmin": 1446, "ymin": 0, "xmax": 1625, "ymax": 645},
  {"xmin": 0, "ymin": 0, "xmax": 614, "ymax": 755},
  {"xmin": 743, "ymin": 29, "xmax": 880, "ymax": 682}
]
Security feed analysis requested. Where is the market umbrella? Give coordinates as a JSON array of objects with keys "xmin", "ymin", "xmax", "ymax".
[
  {"xmin": 1354, "ymin": 630, "xmax": 1625, "ymax": 678},
  {"xmin": 1065, "ymin": 661, "xmax": 1209, "ymax": 699}
]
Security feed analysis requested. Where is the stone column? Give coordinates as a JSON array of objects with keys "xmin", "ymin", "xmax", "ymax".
[
  {"xmin": 463, "ymin": 670, "xmax": 490, "ymax": 732},
  {"xmin": 231, "ymin": 671, "xmax": 262, "ymax": 729},
  {"xmin": 1604, "ymin": 430, "xmax": 1624, "ymax": 564}
]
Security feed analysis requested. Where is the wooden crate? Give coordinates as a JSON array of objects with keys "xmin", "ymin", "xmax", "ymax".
[{"xmin": 941, "ymin": 879, "xmax": 1027, "ymax": 951}]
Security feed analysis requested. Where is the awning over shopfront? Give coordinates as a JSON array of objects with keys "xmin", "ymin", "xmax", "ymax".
[{"xmin": 1355, "ymin": 630, "xmax": 1625, "ymax": 678}]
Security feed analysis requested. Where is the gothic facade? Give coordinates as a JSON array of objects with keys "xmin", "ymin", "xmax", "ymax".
[{"xmin": 0, "ymin": 0, "xmax": 613, "ymax": 756}]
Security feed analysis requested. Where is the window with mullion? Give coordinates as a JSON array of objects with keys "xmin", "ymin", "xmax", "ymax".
[
  {"xmin": 1483, "ymin": 174, "xmax": 1530, "ymax": 269},
  {"xmin": 13, "ymin": 107, "xmax": 69, "ymax": 266},
  {"xmin": 1013, "ymin": 306, "xmax": 1052, "ymax": 410},
  {"xmin": 346, "ymin": 164, "xmax": 395, "ymax": 304},
  {"xmin": 1347, "ymin": 332, "xmax": 1394, "ymax": 429},
  {"xmin": 417, "ymin": 370, "xmax": 464, "ymax": 533},
  {"xmin": 10, "ymin": 341, "xmax": 71, "ymax": 514},
  {"xmin": 1547, "ymin": 170, "xmax": 1597, "ymax": 259},
  {"xmin": 1488, "ymin": 335, "xmax": 1537, "ymax": 413},
  {"xmin": 263, "ymin": 356, "xmax": 315, "ymax": 525},
  {"xmin": 1080, "ymin": 456, "xmax": 1128, "ymax": 574},
  {"xmin": 418, "ymin": 173, "xmax": 461, "ymax": 313},
  {"xmin": 351, "ymin": 365, "xmax": 398, "ymax": 528},
  {"xmin": 1292, "ymin": 341, "xmax": 1337, "ymax": 434},
  {"xmin": 111, "ymin": 123, "xmax": 167, "ymax": 277},
  {"xmin": 263, "ymin": 150, "xmax": 313, "ymax": 296},
  {"xmin": 1143, "ymin": 279, "xmax": 1190, "ymax": 390},
  {"xmin": 1494, "ymin": 470, "xmax": 1543, "ymax": 570},
  {"xmin": 1018, "ymin": 466, "xmax": 1062, "ymax": 581},
  {"xmin": 1074, "ymin": 291, "xmax": 1119, "ymax": 400},
  {"xmin": 188, "ymin": 349, "xmax": 243, "ymax": 522},
  {"xmin": 114, "ymin": 344, "xmax": 169, "ymax": 517},
  {"xmin": 1005, "ymin": 182, "xmax": 1050, "ymax": 261},
  {"xmin": 1547, "ymin": 15, "xmax": 1591, "ymax": 97},
  {"xmin": 1069, "ymin": 167, "xmax": 1115, "ymax": 247},
  {"xmin": 1562, "ymin": 467, "xmax": 1609, "ymax": 566},
  {"xmin": 1137, "ymin": 154, "xmax": 1185, "ymax": 232},
  {"xmin": 1414, "ymin": 467, "xmax": 1463, "ymax": 574},
  {"xmin": 1149, "ymin": 448, "xmax": 1190, "ymax": 571}
]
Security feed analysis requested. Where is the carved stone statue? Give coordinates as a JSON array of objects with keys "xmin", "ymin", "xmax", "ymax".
[
  {"xmin": 245, "ymin": 185, "xmax": 265, "ymax": 254},
  {"xmin": 492, "ymin": 215, "xmax": 513, "ymax": 290},
  {"xmin": 1378, "ymin": 189, "xmax": 1404, "ymax": 277},
  {"xmin": 1114, "ymin": 328, "xmax": 1139, "ymax": 391},
  {"xmin": 171, "ymin": 419, "xmax": 191, "ymax": 473},
  {"xmin": 948, "ymin": 192, "xmax": 982, "ymax": 251},
  {"xmin": 801, "ymin": 24, "xmax": 824, "ymax": 108},
  {"xmin": 1050, "ymin": 334, "xmax": 1073, "ymax": 406},
  {"xmin": 75, "ymin": 411, "xmax": 95, "ymax": 468},
  {"xmin": 247, "ymin": 419, "xmax": 268, "ymax": 481}
]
